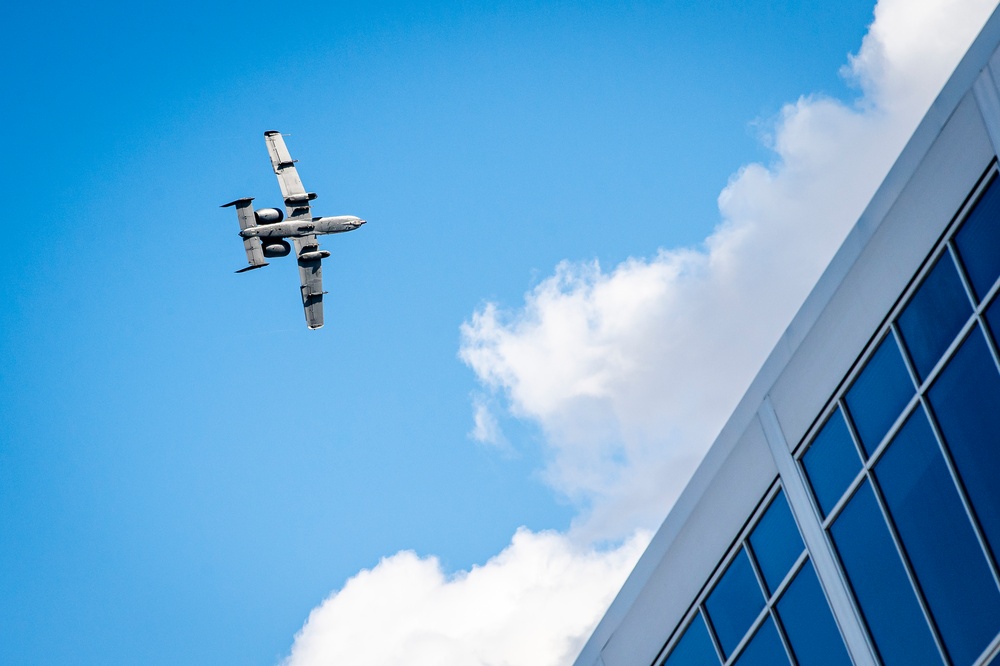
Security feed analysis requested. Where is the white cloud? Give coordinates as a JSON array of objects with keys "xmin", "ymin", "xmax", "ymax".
[
  {"xmin": 847, "ymin": 0, "xmax": 997, "ymax": 114},
  {"xmin": 460, "ymin": 0, "xmax": 998, "ymax": 540},
  {"xmin": 469, "ymin": 393, "xmax": 510, "ymax": 451},
  {"xmin": 287, "ymin": 1, "xmax": 999, "ymax": 664},
  {"xmin": 282, "ymin": 528, "xmax": 650, "ymax": 666}
]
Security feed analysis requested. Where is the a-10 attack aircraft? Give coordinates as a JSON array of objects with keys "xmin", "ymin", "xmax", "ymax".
[{"xmin": 222, "ymin": 131, "xmax": 365, "ymax": 330}]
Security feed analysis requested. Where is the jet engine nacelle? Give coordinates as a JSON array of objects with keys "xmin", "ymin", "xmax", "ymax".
[
  {"xmin": 262, "ymin": 240, "xmax": 291, "ymax": 257},
  {"xmin": 254, "ymin": 207, "xmax": 284, "ymax": 224}
]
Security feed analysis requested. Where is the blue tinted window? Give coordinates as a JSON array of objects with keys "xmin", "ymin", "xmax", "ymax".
[
  {"xmin": 802, "ymin": 410, "xmax": 862, "ymax": 517},
  {"xmin": 897, "ymin": 253, "xmax": 971, "ymax": 381},
  {"xmin": 829, "ymin": 481, "xmax": 939, "ymax": 665},
  {"xmin": 955, "ymin": 175, "xmax": 1000, "ymax": 301},
  {"xmin": 928, "ymin": 327, "xmax": 1000, "ymax": 565},
  {"xmin": 844, "ymin": 335, "xmax": 914, "ymax": 455},
  {"xmin": 732, "ymin": 616, "xmax": 789, "ymax": 666},
  {"xmin": 776, "ymin": 560, "xmax": 852, "ymax": 666},
  {"xmin": 988, "ymin": 295, "xmax": 1000, "ymax": 348},
  {"xmin": 663, "ymin": 613, "xmax": 719, "ymax": 666},
  {"xmin": 748, "ymin": 491, "xmax": 803, "ymax": 595},
  {"xmin": 705, "ymin": 548, "xmax": 765, "ymax": 659},
  {"xmin": 875, "ymin": 407, "xmax": 1000, "ymax": 665}
]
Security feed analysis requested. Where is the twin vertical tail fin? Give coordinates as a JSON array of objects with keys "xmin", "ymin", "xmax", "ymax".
[{"xmin": 221, "ymin": 197, "xmax": 269, "ymax": 273}]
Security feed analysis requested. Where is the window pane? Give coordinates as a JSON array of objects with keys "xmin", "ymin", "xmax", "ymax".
[
  {"xmin": 927, "ymin": 327, "xmax": 1000, "ymax": 565},
  {"xmin": 829, "ymin": 481, "xmax": 939, "ymax": 665},
  {"xmin": 776, "ymin": 560, "xmax": 852, "ymax": 666},
  {"xmin": 844, "ymin": 335, "xmax": 914, "ymax": 455},
  {"xmin": 987, "ymin": 294, "xmax": 1000, "ymax": 348},
  {"xmin": 748, "ymin": 491, "xmax": 803, "ymax": 595},
  {"xmin": 732, "ymin": 616, "xmax": 789, "ymax": 666},
  {"xmin": 955, "ymin": 175, "xmax": 1000, "ymax": 302},
  {"xmin": 897, "ymin": 253, "xmax": 971, "ymax": 381},
  {"xmin": 663, "ymin": 613, "xmax": 719, "ymax": 666},
  {"xmin": 802, "ymin": 409, "xmax": 862, "ymax": 517},
  {"xmin": 875, "ymin": 407, "xmax": 1000, "ymax": 665},
  {"xmin": 704, "ymin": 548, "xmax": 765, "ymax": 659}
]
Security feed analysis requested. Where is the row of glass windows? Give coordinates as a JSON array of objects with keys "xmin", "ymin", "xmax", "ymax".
[
  {"xmin": 656, "ymin": 169, "xmax": 1000, "ymax": 666},
  {"xmin": 798, "ymin": 171, "xmax": 1000, "ymax": 665},
  {"xmin": 659, "ymin": 489, "xmax": 851, "ymax": 665}
]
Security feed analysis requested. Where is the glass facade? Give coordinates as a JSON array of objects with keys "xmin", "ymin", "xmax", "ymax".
[
  {"xmin": 657, "ymin": 172, "xmax": 1000, "ymax": 666},
  {"xmin": 798, "ymin": 172, "xmax": 1000, "ymax": 666},
  {"xmin": 659, "ymin": 487, "xmax": 848, "ymax": 665}
]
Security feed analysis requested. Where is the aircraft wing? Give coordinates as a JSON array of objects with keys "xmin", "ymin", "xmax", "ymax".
[
  {"xmin": 264, "ymin": 131, "xmax": 316, "ymax": 220},
  {"xmin": 293, "ymin": 235, "xmax": 325, "ymax": 329}
]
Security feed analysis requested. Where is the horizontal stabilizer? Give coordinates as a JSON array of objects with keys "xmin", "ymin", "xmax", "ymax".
[
  {"xmin": 238, "ymin": 236, "xmax": 268, "ymax": 272},
  {"xmin": 225, "ymin": 198, "xmax": 269, "ymax": 272},
  {"xmin": 223, "ymin": 198, "xmax": 259, "ymax": 232}
]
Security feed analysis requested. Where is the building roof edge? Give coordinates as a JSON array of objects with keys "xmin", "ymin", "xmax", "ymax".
[{"xmin": 574, "ymin": 5, "xmax": 1000, "ymax": 664}]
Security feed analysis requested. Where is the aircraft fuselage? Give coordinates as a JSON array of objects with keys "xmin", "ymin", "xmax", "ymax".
[{"xmin": 240, "ymin": 215, "xmax": 365, "ymax": 239}]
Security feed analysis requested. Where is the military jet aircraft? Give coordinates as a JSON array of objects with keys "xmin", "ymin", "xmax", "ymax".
[{"xmin": 222, "ymin": 131, "xmax": 365, "ymax": 330}]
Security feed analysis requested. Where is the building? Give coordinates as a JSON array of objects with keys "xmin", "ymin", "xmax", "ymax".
[{"xmin": 574, "ymin": 8, "xmax": 1000, "ymax": 666}]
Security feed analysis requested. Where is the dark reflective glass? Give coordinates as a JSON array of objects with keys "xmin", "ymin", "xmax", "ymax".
[
  {"xmin": 705, "ymin": 548, "xmax": 765, "ymax": 659},
  {"xmin": 844, "ymin": 335, "xmax": 914, "ymax": 455},
  {"xmin": 732, "ymin": 616, "xmax": 789, "ymax": 666},
  {"xmin": 748, "ymin": 491, "xmax": 803, "ymax": 595},
  {"xmin": 897, "ymin": 253, "xmax": 971, "ymax": 381},
  {"xmin": 928, "ymin": 327, "xmax": 1000, "ymax": 564},
  {"xmin": 663, "ymin": 612, "xmax": 719, "ymax": 666},
  {"xmin": 988, "ymin": 295, "xmax": 1000, "ymax": 348},
  {"xmin": 776, "ymin": 560, "xmax": 852, "ymax": 666},
  {"xmin": 955, "ymin": 175, "xmax": 1000, "ymax": 301},
  {"xmin": 875, "ymin": 407, "xmax": 1000, "ymax": 665},
  {"xmin": 802, "ymin": 410, "xmax": 862, "ymax": 517},
  {"xmin": 829, "ymin": 481, "xmax": 939, "ymax": 665}
]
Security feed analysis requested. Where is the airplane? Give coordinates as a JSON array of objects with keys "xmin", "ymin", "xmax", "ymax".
[{"xmin": 222, "ymin": 131, "xmax": 365, "ymax": 330}]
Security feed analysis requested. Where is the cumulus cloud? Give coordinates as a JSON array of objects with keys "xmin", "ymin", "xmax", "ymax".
[
  {"xmin": 460, "ymin": 0, "xmax": 997, "ymax": 541},
  {"xmin": 282, "ymin": 528, "xmax": 650, "ymax": 666},
  {"xmin": 847, "ymin": 0, "xmax": 996, "ymax": 114},
  {"xmin": 286, "ymin": 1, "xmax": 998, "ymax": 664},
  {"xmin": 469, "ymin": 393, "xmax": 510, "ymax": 451}
]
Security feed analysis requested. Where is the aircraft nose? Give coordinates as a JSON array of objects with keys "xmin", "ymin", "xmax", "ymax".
[{"xmin": 357, "ymin": 219, "xmax": 367, "ymax": 226}]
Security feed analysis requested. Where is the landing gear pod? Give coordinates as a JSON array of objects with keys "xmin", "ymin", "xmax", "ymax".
[{"xmin": 298, "ymin": 250, "xmax": 331, "ymax": 262}]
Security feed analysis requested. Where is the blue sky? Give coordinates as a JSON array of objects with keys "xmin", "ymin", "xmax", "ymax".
[{"xmin": 0, "ymin": 1, "xmax": 912, "ymax": 663}]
